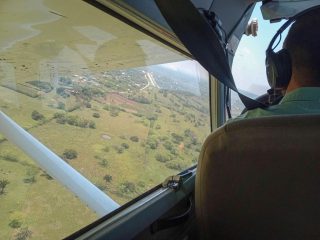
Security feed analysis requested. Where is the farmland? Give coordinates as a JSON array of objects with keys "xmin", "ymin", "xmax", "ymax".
[{"xmin": 0, "ymin": 66, "xmax": 210, "ymax": 239}]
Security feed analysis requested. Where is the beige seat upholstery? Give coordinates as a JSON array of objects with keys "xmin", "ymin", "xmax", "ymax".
[{"xmin": 196, "ymin": 115, "xmax": 320, "ymax": 240}]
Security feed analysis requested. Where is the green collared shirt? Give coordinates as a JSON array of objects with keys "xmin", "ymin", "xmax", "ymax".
[{"xmin": 235, "ymin": 87, "xmax": 320, "ymax": 120}]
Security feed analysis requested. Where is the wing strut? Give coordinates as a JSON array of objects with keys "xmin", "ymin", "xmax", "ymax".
[{"xmin": 0, "ymin": 111, "xmax": 119, "ymax": 216}]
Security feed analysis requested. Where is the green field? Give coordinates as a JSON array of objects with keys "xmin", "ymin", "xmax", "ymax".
[{"xmin": 0, "ymin": 82, "xmax": 209, "ymax": 239}]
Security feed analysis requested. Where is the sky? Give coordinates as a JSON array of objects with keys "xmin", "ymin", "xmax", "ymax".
[{"xmin": 232, "ymin": 3, "xmax": 289, "ymax": 95}]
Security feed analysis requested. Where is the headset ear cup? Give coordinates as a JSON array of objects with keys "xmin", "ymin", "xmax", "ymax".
[
  {"xmin": 266, "ymin": 49, "xmax": 292, "ymax": 89},
  {"xmin": 276, "ymin": 49, "xmax": 292, "ymax": 88},
  {"xmin": 266, "ymin": 51, "xmax": 278, "ymax": 88}
]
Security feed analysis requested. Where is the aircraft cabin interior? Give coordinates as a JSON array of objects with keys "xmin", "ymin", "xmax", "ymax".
[{"xmin": 0, "ymin": 0, "xmax": 319, "ymax": 239}]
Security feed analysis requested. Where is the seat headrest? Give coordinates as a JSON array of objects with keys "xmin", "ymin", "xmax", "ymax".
[{"xmin": 196, "ymin": 115, "xmax": 320, "ymax": 240}]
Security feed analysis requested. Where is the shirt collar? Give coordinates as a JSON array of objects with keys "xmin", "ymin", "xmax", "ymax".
[{"xmin": 280, "ymin": 87, "xmax": 320, "ymax": 104}]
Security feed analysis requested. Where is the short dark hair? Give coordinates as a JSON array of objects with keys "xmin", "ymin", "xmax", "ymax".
[{"xmin": 285, "ymin": 8, "xmax": 320, "ymax": 81}]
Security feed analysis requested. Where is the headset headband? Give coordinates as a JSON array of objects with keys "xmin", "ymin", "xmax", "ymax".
[{"xmin": 268, "ymin": 5, "xmax": 320, "ymax": 51}]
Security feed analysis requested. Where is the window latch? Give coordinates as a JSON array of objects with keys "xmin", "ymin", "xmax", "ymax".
[
  {"xmin": 162, "ymin": 169, "xmax": 193, "ymax": 190},
  {"xmin": 162, "ymin": 175, "xmax": 182, "ymax": 190}
]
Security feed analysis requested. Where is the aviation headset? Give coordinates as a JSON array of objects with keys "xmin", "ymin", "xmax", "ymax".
[{"xmin": 265, "ymin": 5, "xmax": 320, "ymax": 89}]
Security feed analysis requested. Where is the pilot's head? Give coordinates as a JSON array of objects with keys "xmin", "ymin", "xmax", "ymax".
[{"xmin": 284, "ymin": 7, "xmax": 320, "ymax": 92}]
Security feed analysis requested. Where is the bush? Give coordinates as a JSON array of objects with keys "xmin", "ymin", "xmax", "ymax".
[
  {"xmin": 63, "ymin": 149, "xmax": 78, "ymax": 160},
  {"xmin": 66, "ymin": 115, "xmax": 78, "ymax": 126},
  {"xmin": 85, "ymin": 102, "xmax": 92, "ymax": 108},
  {"xmin": 99, "ymin": 159, "xmax": 108, "ymax": 168},
  {"xmin": 109, "ymin": 111, "xmax": 119, "ymax": 117},
  {"xmin": 130, "ymin": 136, "xmax": 139, "ymax": 142},
  {"xmin": 120, "ymin": 181, "xmax": 136, "ymax": 194},
  {"xmin": 165, "ymin": 162, "xmax": 183, "ymax": 171},
  {"xmin": 147, "ymin": 115, "xmax": 158, "ymax": 121},
  {"xmin": 192, "ymin": 157, "xmax": 198, "ymax": 163},
  {"xmin": 171, "ymin": 133, "xmax": 184, "ymax": 144},
  {"xmin": 23, "ymin": 168, "xmax": 38, "ymax": 184},
  {"xmin": 78, "ymin": 119, "xmax": 89, "ymax": 128},
  {"xmin": 2, "ymin": 154, "xmax": 18, "ymax": 162},
  {"xmin": 54, "ymin": 112, "xmax": 65, "ymax": 119},
  {"xmin": 31, "ymin": 110, "xmax": 44, "ymax": 121},
  {"xmin": 155, "ymin": 154, "xmax": 170, "ymax": 163},
  {"xmin": 57, "ymin": 102, "xmax": 65, "ymax": 110},
  {"xmin": 117, "ymin": 147, "xmax": 124, "ymax": 154},
  {"xmin": 14, "ymin": 227, "xmax": 32, "ymax": 240},
  {"xmin": 137, "ymin": 181, "xmax": 145, "ymax": 188},
  {"xmin": 56, "ymin": 117, "xmax": 66, "ymax": 124},
  {"xmin": 128, "ymin": 95, "xmax": 151, "ymax": 104},
  {"xmin": 56, "ymin": 87, "xmax": 70, "ymax": 98},
  {"xmin": 92, "ymin": 112, "xmax": 100, "ymax": 118},
  {"xmin": 9, "ymin": 219, "xmax": 22, "ymax": 229},
  {"xmin": 40, "ymin": 171, "xmax": 53, "ymax": 180},
  {"xmin": 146, "ymin": 138, "xmax": 158, "ymax": 149},
  {"xmin": 121, "ymin": 143, "xmax": 129, "ymax": 149},
  {"xmin": 58, "ymin": 76, "xmax": 72, "ymax": 86},
  {"xmin": 0, "ymin": 179, "xmax": 9, "ymax": 194},
  {"xmin": 103, "ymin": 174, "xmax": 112, "ymax": 183},
  {"xmin": 163, "ymin": 141, "xmax": 173, "ymax": 151},
  {"xmin": 170, "ymin": 148, "xmax": 178, "ymax": 156},
  {"xmin": 89, "ymin": 121, "xmax": 96, "ymax": 129}
]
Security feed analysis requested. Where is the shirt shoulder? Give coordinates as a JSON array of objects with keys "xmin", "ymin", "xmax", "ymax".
[{"xmin": 230, "ymin": 87, "xmax": 320, "ymax": 122}]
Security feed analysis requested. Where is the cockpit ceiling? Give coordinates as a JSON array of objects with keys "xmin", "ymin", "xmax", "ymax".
[
  {"xmin": 260, "ymin": 0, "xmax": 320, "ymax": 20},
  {"xmin": 99, "ymin": 0, "xmax": 320, "ymax": 45}
]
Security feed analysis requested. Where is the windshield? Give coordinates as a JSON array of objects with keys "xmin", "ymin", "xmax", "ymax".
[{"xmin": 231, "ymin": 3, "xmax": 288, "ymax": 116}]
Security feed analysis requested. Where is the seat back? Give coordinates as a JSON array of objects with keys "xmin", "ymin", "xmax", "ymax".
[{"xmin": 196, "ymin": 115, "xmax": 320, "ymax": 240}]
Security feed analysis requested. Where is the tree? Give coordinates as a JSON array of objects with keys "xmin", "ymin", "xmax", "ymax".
[
  {"xmin": 14, "ymin": 227, "xmax": 32, "ymax": 240},
  {"xmin": 9, "ymin": 219, "xmax": 22, "ymax": 229},
  {"xmin": 92, "ymin": 112, "xmax": 100, "ymax": 118},
  {"xmin": 163, "ymin": 141, "xmax": 173, "ymax": 151},
  {"xmin": 103, "ymin": 174, "xmax": 112, "ymax": 183},
  {"xmin": 78, "ymin": 119, "xmax": 89, "ymax": 128},
  {"xmin": 146, "ymin": 138, "xmax": 158, "ymax": 149},
  {"xmin": 89, "ymin": 121, "xmax": 96, "ymax": 129},
  {"xmin": 99, "ymin": 159, "xmax": 108, "ymax": 168},
  {"xmin": 121, "ymin": 143, "xmax": 129, "ymax": 149},
  {"xmin": 31, "ymin": 110, "xmax": 44, "ymax": 121},
  {"xmin": 57, "ymin": 102, "xmax": 65, "ymax": 110},
  {"xmin": 130, "ymin": 136, "xmax": 139, "ymax": 142},
  {"xmin": 120, "ymin": 181, "xmax": 136, "ymax": 194},
  {"xmin": 117, "ymin": 147, "xmax": 124, "ymax": 154},
  {"xmin": 63, "ymin": 149, "xmax": 78, "ymax": 160},
  {"xmin": 171, "ymin": 133, "xmax": 184, "ymax": 144},
  {"xmin": 0, "ymin": 179, "xmax": 9, "ymax": 194},
  {"xmin": 23, "ymin": 168, "xmax": 38, "ymax": 184},
  {"xmin": 155, "ymin": 154, "xmax": 170, "ymax": 163}
]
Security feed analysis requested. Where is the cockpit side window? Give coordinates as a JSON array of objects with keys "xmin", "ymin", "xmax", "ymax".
[
  {"xmin": 231, "ymin": 3, "xmax": 288, "ymax": 117},
  {"xmin": 0, "ymin": 0, "xmax": 211, "ymax": 238}
]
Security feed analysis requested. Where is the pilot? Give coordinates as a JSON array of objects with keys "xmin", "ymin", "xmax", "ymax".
[{"xmin": 237, "ymin": 7, "xmax": 320, "ymax": 119}]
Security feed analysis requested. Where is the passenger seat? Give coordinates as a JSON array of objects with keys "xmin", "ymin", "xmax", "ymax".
[{"xmin": 196, "ymin": 115, "xmax": 320, "ymax": 240}]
